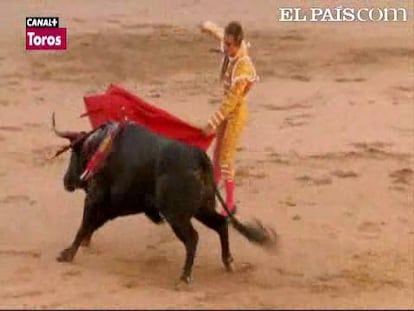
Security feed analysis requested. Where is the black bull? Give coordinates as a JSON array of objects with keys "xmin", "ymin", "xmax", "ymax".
[{"xmin": 52, "ymin": 116, "xmax": 277, "ymax": 284}]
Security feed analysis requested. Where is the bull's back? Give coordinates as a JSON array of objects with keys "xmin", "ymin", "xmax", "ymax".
[
  {"xmin": 105, "ymin": 124, "xmax": 163, "ymax": 193},
  {"xmin": 156, "ymin": 141, "xmax": 201, "ymax": 177},
  {"xmin": 102, "ymin": 123, "xmax": 203, "ymax": 206}
]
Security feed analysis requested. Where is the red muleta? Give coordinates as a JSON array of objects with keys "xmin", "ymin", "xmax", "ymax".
[{"xmin": 82, "ymin": 84, "xmax": 215, "ymax": 151}]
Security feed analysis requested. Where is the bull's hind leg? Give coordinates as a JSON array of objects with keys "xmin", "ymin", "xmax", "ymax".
[
  {"xmin": 169, "ymin": 221, "xmax": 199, "ymax": 284},
  {"xmin": 57, "ymin": 200, "xmax": 108, "ymax": 262},
  {"xmin": 80, "ymin": 232, "xmax": 92, "ymax": 247},
  {"xmin": 195, "ymin": 208, "xmax": 234, "ymax": 272}
]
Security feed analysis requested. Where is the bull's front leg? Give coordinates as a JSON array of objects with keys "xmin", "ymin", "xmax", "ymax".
[
  {"xmin": 80, "ymin": 204, "xmax": 94, "ymax": 248},
  {"xmin": 57, "ymin": 197, "xmax": 107, "ymax": 262}
]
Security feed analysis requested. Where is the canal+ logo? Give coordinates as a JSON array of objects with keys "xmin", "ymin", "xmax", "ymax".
[{"xmin": 26, "ymin": 17, "xmax": 67, "ymax": 51}]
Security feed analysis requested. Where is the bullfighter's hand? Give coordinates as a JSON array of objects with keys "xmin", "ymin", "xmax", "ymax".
[
  {"xmin": 201, "ymin": 123, "xmax": 215, "ymax": 137},
  {"xmin": 199, "ymin": 21, "xmax": 211, "ymax": 33}
]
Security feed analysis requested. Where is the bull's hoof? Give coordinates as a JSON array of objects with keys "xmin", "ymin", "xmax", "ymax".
[
  {"xmin": 223, "ymin": 256, "xmax": 235, "ymax": 273},
  {"xmin": 225, "ymin": 261, "xmax": 235, "ymax": 273},
  {"xmin": 174, "ymin": 276, "xmax": 192, "ymax": 291},
  {"xmin": 180, "ymin": 274, "xmax": 192, "ymax": 283},
  {"xmin": 56, "ymin": 248, "xmax": 75, "ymax": 262}
]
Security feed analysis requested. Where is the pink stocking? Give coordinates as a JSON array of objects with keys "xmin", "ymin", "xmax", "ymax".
[{"xmin": 221, "ymin": 179, "xmax": 236, "ymax": 217}]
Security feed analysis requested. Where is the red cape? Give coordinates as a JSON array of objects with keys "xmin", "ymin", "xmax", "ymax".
[{"xmin": 82, "ymin": 84, "xmax": 215, "ymax": 151}]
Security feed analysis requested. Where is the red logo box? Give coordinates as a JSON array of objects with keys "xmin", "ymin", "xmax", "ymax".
[{"xmin": 26, "ymin": 27, "xmax": 67, "ymax": 50}]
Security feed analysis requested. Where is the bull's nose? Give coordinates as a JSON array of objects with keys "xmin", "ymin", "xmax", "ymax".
[
  {"xmin": 63, "ymin": 177, "xmax": 76, "ymax": 192},
  {"xmin": 64, "ymin": 183, "xmax": 76, "ymax": 192}
]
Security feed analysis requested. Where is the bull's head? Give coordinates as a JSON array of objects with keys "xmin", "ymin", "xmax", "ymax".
[{"xmin": 52, "ymin": 113, "xmax": 88, "ymax": 192}]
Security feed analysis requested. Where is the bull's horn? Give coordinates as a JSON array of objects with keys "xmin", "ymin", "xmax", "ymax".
[
  {"xmin": 50, "ymin": 144, "xmax": 72, "ymax": 159},
  {"xmin": 52, "ymin": 112, "xmax": 82, "ymax": 141}
]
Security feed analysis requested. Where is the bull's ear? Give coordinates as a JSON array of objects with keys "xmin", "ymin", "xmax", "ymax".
[{"xmin": 52, "ymin": 112, "xmax": 83, "ymax": 142}]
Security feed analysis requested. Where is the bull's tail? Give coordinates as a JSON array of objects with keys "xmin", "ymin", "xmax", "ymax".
[
  {"xmin": 213, "ymin": 183, "xmax": 277, "ymax": 246},
  {"xmin": 195, "ymin": 148, "xmax": 277, "ymax": 248}
]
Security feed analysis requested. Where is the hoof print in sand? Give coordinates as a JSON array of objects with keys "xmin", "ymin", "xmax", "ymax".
[
  {"xmin": 334, "ymin": 77, "xmax": 366, "ymax": 83},
  {"xmin": 296, "ymin": 175, "xmax": 332, "ymax": 186},
  {"xmin": 0, "ymin": 249, "xmax": 41, "ymax": 259},
  {"xmin": 357, "ymin": 221, "xmax": 381, "ymax": 239},
  {"xmin": 261, "ymin": 103, "xmax": 312, "ymax": 112},
  {"xmin": 122, "ymin": 280, "xmax": 140, "ymax": 289},
  {"xmin": 239, "ymin": 262, "xmax": 256, "ymax": 273},
  {"xmin": 389, "ymin": 168, "xmax": 413, "ymax": 185},
  {"xmin": 0, "ymin": 125, "xmax": 22, "ymax": 132},
  {"xmin": 331, "ymin": 170, "xmax": 359, "ymax": 179},
  {"xmin": 266, "ymin": 152, "xmax": 290, "ymax": 165},
  {"xmin": 280, "ymin": 113, "xmax": 313, "ymax": 129},
  {"xmin": 0, "ymin": 195, "xmax": 33, "ymax": 206}
]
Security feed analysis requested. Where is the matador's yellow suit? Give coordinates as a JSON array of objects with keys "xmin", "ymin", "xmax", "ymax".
[{"xmin": 201, "ymin": 21, "xmax": 258, "ymax": 216}]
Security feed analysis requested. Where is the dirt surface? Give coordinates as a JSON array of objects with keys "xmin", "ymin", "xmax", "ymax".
[{"xmin": 0, "ymin": 0, "xmax": 413, "ymax": 309}]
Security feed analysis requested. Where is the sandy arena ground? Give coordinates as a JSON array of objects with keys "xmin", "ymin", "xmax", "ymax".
[{"xmin": 0, "ymin": 0, "xmax": 413, "ymax": 309}]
